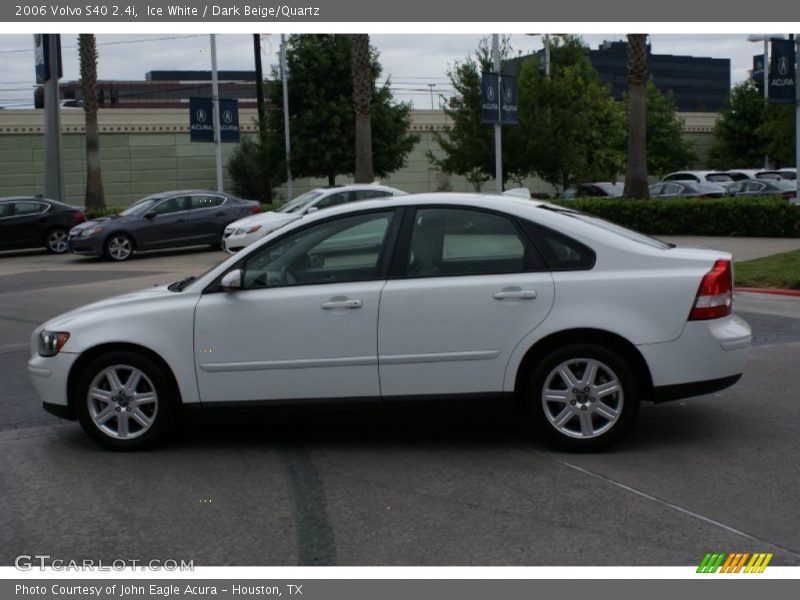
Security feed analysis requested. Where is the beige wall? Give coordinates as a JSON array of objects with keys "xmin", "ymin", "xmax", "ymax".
[{"xmin": 0, "ymin": 108, "xmax": 717, "ymax": 206}]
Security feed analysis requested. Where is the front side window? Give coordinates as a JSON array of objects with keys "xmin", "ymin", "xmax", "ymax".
[
  {"xmin": 0, "ymin": 202, "xmax": 14, "ymax": 218},
  {"xmin": 403, "ymin": 208, "xmax": 538, "ymax": 278},
  {"xmin": 315, "ymin": 191, "xmax": 353, "ymax": 210},
  {"xmin": 153, "ymin": 196, "xmax": 187, "ymax": 215},
  {"xmin": 241, "ymin": 211, "xmax": 394, "ymax": 289}
]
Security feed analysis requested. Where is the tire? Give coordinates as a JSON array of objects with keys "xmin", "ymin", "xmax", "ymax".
[
  {"xmin": 74, "ymin": 351, "xmax": 179, "ymax": 450},
  {"xmin": 104, "ymin": 233, "xmax": 134, "ymax": 261},
  {"xmin": 45, "ymin": 228, "xmax": 69, "ymax": 253},
  {"xmin": 525, "ymin": 343, "xmax": 640, "ymax": 452}
]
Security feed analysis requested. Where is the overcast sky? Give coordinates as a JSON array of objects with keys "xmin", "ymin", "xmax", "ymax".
[{"xmin": 0, "ymin": 33, "xmax": 772, "ymax": 109}]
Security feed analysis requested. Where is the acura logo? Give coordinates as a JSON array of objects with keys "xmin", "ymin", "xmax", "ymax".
[
  {"xmin": 486, "ymin": 85, "xmax": 495, "ymax": 102},
  {"xmin": 778, "ymin": 56, "xmax": 789, "ymax": 76},
  {"xmin": 196, "ymin": 109, "xmax": 208, "ymax": 124},
  {"xmin": 222, "ymin": 110, "xmax": 233, "ymax": 124},
  {"xmin": 505, "ymin": 87, "xmax": 513, "ymax": 103}
]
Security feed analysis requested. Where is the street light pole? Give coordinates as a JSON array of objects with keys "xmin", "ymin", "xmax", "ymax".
[
  {"xmin": 763, "ymin": 38, "xmax": 769, "ymax": 169},
  {"xmin": 795, "ymin": 34, "xmax": 799, "ymax": 202},
  {"xmin": 210, "ymin": 34, "xmax": 223, "ymax": 192},
  {"xmin": 492, "ymin": 33, "xmax": 502, "ymax": 194}
]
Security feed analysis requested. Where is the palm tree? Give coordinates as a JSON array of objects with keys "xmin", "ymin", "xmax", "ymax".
[
  {"xmin": 79, "ymin": 34, "xmax": 105, "ymax": 209},
  {"xmin": 623, "ymin": 34, "xmax": 649, "ymax": 199},
  {"xmin": 351, "ymin": 34, "xmax": 373, "ymax": 183}
]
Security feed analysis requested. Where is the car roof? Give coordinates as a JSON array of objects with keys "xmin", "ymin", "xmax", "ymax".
[{"xmin": 311, "ymin": 184, "xmax": 407, "ymax": 195}]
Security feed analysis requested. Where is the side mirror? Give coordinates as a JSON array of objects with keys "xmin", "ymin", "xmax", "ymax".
[
  {"xmin": 220, "ymin": 269, "xmax": 243, "ymax": 291},
  {"xmin": 305, "ymin": 206, "xmax": 319, "ymax": 214},
  {"xmin": 144, "ymin": 211, "xmax": 156, "ymax": 219}
]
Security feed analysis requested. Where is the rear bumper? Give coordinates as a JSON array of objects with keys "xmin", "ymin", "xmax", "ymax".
[
  {"xmin": 638, "ymin": 313, "xmax": 751, "ymax": 392},
  {"xmin": 651, "ymin": 374, "xmax": 741, "ymax": 403}
]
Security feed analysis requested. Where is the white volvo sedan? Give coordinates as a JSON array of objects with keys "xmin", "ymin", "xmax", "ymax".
[{"xmin": 28, "ymin": 194, "xmax": 751, "ymax": 451}]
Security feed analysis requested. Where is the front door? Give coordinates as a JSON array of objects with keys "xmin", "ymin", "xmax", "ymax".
[{"xmin": 194, "ymin": 209, "xmax": 398, "ymax": 404}]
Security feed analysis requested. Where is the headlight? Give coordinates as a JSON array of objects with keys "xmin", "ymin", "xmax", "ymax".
[
  {"xmin": 38, "ymin": 330, "xmax": 70, "ymax": 357},
  {"xmin": 244, "ymin": 225, "xmax": 262, "ymax": 234},
  {"xmin": 81, "ymin": 226, "xmax": 104, "ymax": 238}
]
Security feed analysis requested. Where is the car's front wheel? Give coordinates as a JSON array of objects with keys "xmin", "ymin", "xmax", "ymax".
[
  {"xmin": 104, "ymin": 234, "xmax": 134, "ymax": 261},
  {"xmin": 526, "ymin": 343, "xmax": 640, "ymax": 451},
  {"xmin": 75, "ymin": 351, "xmax": 179, "ymax": 450}
]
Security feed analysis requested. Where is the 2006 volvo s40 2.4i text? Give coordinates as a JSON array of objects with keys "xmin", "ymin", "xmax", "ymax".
[{"xmin": 28, "ymin": 194, "xmax": 751, "ymax": 451}]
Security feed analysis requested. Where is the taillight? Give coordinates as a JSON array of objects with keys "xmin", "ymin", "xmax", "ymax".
[
  {"xmin": 248, "ymin": 205, "xmax": 262, "ymax": 214},
  {"xmin": 71, "ymin": 211, "xmax": 86, "ymax": 223},
  {"xmin": 782, "ymin": 191, "xmax": 796, "ymax": 200},
  {"xmin": 688, "ymin": 259, "xmax": 733, "ymax": 321}
]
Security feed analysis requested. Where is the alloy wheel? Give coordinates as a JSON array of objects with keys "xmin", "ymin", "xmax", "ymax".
[
  {"xmin": 540, "ymin": 357, "xmax": 624, "ymax": 439},
  {"xmin": 87, "ymin": 365, "xmax": 158, "ymax": 440}
]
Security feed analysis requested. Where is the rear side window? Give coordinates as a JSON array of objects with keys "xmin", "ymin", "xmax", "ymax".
[
  {"xmin": 190, "ymin": 195, "xmax": 224, "ymax": 210},
  {"xmin": 403, "ymin": 208, "xmax": 543, "ymax": 277},
  {"xmin": 13, "ymin": 201, "xmax": 49, "ymax": 215},
  {"xmin": 520, "ymin": 221, "xmax": 595, "ymax": 271}
]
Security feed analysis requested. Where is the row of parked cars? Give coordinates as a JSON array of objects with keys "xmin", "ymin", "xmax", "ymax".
[
  {"xmin": 563, "ymin": 168, "xmax": 798, "ymax": 200},
  {"xmin": 0, "ymin": 184, "xmax": 407, "ymax": 261}
]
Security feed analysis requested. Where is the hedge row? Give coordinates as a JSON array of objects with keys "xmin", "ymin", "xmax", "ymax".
[{"xmin": 552, "ymin": 197, "xmax": 800, "ymax": 238}]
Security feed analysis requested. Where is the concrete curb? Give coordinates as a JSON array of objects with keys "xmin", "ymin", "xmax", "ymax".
[{"xmin": 737, "ymin": 287, "xmax": 800, "ymax": 298}]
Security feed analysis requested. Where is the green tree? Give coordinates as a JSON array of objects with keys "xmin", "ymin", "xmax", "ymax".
[
  {"xmin": 708, "ymin": 79, "xmax": 768, "ymax": 169},
  {"xmin": 516, "ymin": 36, "xmax": 626, "ymax": 192},
  {"xmin": 427, "ymin": 37, "xmax": 519, "ymax": 191},
  {"xmin": 267, "ymin": 34, "xmax": 417, "ymax": 187},
  {"xmin": 78, "ymin": 34, "xmax": 105, "ymax": 209},
  {"xmin": 623, "ymin": 34, "xmax": 649, "ymax": 199},
  {"xmin": 227, "ymin": 126, "xmax": 283, "ymax": 202},
  {"xmin": 640, "ymin": 80, "xmax": 698, "ymax": 178},
  {"xmin": 759, "ymin": 103, "xmax": 795, "ymax": 167}
]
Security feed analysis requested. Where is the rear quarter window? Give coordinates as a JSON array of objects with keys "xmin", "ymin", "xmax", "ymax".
[{"xmin": 520, "ymin": 220, "xmax": 596, "ymax": 271}]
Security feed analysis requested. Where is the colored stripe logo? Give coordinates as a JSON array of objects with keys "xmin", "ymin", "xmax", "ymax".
[{"xmin": 697, "ymin": 552, "xmax": 773, "ymax": 573}]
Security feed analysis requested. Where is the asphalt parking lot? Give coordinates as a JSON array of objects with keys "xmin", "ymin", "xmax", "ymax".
[{"xmin": 1, "ymin": 242, "xmax": 799, "ymax": 567}]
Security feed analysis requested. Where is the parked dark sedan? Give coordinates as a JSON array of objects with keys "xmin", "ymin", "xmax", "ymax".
[
  {"xmin": 728, "ymin": 179, "xmax": 797, "ymax": 200},
  {"xmin": 0, "ymin": 196, "xmax": 86, "ymax": 254},
  {"xmin": 648, "ymin": 181, "xmax": 728, "ymax": 199},
  {"xmin": 69, "ymin": 190, "xmax": 260, "ymax": 261},
  {"xmin": 561, "ymin": 182, "xmax": 624, "ymax": 199}
]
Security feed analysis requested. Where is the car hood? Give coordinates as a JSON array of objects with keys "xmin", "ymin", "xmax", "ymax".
[
  {"xmin": 71, "ymin": 214, "xmax": 134, "ymax": 231},
  {"xmin": 40, "ymin": 284, "xmax": 181, "ymax": 330},
  {"xmin": 226, "ymin": 211, "xmax": 301, "ymax": 231}
]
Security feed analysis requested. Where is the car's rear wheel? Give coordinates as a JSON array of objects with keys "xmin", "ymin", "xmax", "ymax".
[
  {"xmin": 75, "ymin": 351, "xmax": 179, "ymax": 450},
  {"xmin": 104, "ymin": 234, "xmax": 133, "ymax": 261},
  {"xmin": 45, "ymin": 228, "xmax": 69, "ymax": 253},
  {"xmin": 526, "ymin": 343, "xmax": 639, "ymax": 451}
]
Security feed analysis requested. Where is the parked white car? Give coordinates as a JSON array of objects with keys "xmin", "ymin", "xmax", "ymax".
[
  {"xmin": 29, "ymin": 193, "xmax": 751, "ymax": 451},
  {"xmin": 222, "ymin": 184, "xmax": 407, "ymax": 252}
]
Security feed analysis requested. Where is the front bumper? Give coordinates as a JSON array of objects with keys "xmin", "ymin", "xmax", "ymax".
[
  {"xmin": 28, "ymin": 352, "xmax": 79, "ymax": 416},
  {"xmin": 222, "ymin": 231, "xmax": 262, "ymax": 253},
  {"xmin": 68, "ymin": 234, "xmax": 105, "ymax": 256},
  {"xmin": 639, "ymin": 313, "xmax": 751, "ymax": 399}
]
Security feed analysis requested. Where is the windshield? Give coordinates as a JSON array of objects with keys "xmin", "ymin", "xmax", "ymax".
[
  {"xmin": 276, "ymin": 190, "xmax": 323, "ymax": 214},
  {"xmin": 540, "ymin": 204, "xmax": 672, "ymax": 249},
  {"xmin": 120, "ymin": 194, "xmax": 164, "ymax": 217}
]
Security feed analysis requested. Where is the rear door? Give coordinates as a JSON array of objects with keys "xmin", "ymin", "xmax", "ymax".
[
  {"xmin": 377, "ymin": 207, "xmax": 555, "ymax": 398},
  {"xmin": 5, "ymin": 200, "xmax": 50, "ymax": 248},
  {"xmin": 186, "ymin": 194, "xmax": 231, "ymax": 244}
]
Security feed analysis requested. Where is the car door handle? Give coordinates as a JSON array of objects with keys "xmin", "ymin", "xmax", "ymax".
[
  {"xmin": 493, "ymin": 289, "xmax": 537, "ymax": 300},
  {"xmin": 321, "ymin": 298, "xmax": 363, "ymax": 310}
]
